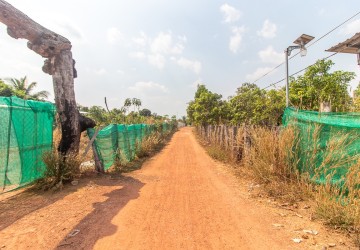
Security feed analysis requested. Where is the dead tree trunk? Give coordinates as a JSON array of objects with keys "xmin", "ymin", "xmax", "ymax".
[{"xmin": 0, "ymin": 1, "xmax": 95, "ymax": 155}]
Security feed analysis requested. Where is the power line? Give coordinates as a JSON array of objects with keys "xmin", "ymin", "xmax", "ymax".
[
  {"xmin": 261, "ymin": 39, "xmax": 360, "ymax": 91},
  {"xmin": 251, "ymin": 10, "xmax": 360, "ymax": 85}
]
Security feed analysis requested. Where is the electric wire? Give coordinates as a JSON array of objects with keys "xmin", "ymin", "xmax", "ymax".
[
  {"xmin": 261, "ymin": 39, "xmax": 360, "ymax": 91},
  {"xmin": 251, "ymin": 10, "xmax": 360, "ymax": 85}
]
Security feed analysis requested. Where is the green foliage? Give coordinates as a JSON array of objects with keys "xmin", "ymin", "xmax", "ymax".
[
  {"xmin": 353, "ymin": 82, "xmax": 360, "ymax": 111},
  {"xmin": 290, "ymin": 59, "xmax": 355, "ymax": 111},
  {"xmin": 228, "ymin": 83, "xmax": 285, "ymax": 126},
  {"xmin": 187, "ymin": 59, "xmax": 356, "ymax": 127},
  {"xmin": 83, "ymin": 98, "xmax": 171, "ymax": 126},
  {"xmin": 0, "ymin": 79, "xmax": 13, "ymax": 97},
  {"xmin": 139, "ymin": 108, "xmax": 152, "ymax": 117},
  {"xmin": 187, "ymin": 84, "xmax": 228, "ymax": 126},
  {"xmin": 6, "ymin": 76, "xmax": 49, "ymax": 101},
  {"xmin": 229, "ymin": 83, "xmax": 266, "ymax": 125}
]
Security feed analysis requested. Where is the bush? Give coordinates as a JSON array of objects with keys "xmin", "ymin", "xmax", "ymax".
[
  {"xmin": 38, "ymin": 151, "xmax": 81, "ymax": 190},
  {"xmin": 136, "ymin": 132, "xmax": 163, "ymax": 158}
]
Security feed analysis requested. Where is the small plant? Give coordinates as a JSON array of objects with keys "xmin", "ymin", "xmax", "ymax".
[
  {"xmin": 207, "ymin": 144, "xmax": 231, "ymax": 162},
  {"xmin": 38, "ymin": 150, "xmax": 81, "ymax": 190},
  {"xmin": 136, "ymin": 132, "xmax": 162, "ymax": 158},
  {"xmin": 114, "ymin": 149, "xmax": 129, "ymax": 172}
]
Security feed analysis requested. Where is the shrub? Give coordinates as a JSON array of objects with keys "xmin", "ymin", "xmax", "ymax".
[{"xmin": 38, "ymin": 150, "xmax": 81, "ymax": 190}]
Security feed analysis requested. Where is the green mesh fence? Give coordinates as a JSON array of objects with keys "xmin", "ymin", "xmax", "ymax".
[
  {"xmin": 88, "ymin": 123, "xmax": 173, "ymax": 170},
  {"xmin": 282, "ymin": 107, "xmax": 360, "ymax": 185},
  {"xmin": 0, "ymin": 96, "xmax": 55, "ymax": 192}
]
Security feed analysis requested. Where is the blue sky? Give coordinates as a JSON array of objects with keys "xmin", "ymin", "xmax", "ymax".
[{"xmin": 0, "ymin": 1, "xmax": 359, "ymax": 117}]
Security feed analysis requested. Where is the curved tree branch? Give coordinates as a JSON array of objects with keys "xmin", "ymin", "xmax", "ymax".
[{"xmin": 0, "ymin": 0, "xmax": 95, "ymax": 155}]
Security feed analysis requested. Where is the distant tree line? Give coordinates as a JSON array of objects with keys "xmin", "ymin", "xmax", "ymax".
[
  {"xmin": 187, "ymin": 59, "xmax": 357, "ymax": 127},
  {"xmin": 78, "ymin": 97, "xmax": 177, "ymax": 126}
]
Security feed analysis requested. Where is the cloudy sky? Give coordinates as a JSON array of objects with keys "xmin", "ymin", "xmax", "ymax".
[{"xmin": 0, "ymin": 1, "xmax": 359, "ymax": 117}]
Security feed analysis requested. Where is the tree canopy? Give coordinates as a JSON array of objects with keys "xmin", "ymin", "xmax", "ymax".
[
  {"xmin": 1, "ymin": 76, "xmax": 50, "ymax": 101},
  {"xmin": 290, "ymin": 59, "xmax": 355, "ymax": 111},
  {"xmin": 186, "ymin": 60, "xmax": 356, "ymax": 127}
]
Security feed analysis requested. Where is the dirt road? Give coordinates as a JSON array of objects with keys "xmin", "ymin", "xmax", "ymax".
[{"xmin": 0, "ymin": 127, "xmax": 354, "ymax": 249}]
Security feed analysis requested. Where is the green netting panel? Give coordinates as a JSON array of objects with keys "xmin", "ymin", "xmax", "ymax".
[
  {"xmin": 282, "ymin": 107, "xmax": 360, "ymax": 185},
  {"xmin": 88, "ymin": 123, "xmax": 172, "ymax": 170},
  {"xmin": 0, "ymin": 96, "xmax": 55, "ymax": 191}
]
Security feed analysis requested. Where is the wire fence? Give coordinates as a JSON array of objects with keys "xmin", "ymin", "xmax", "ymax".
[
  {"xmin": 87, "ymin": 122, "xmax": 175, "ymax": 170},
  {"xmin": 0, "ymin": 96, "xmax": 55, "ymax": 192}
]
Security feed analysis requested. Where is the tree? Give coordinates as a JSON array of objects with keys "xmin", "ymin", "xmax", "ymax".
[
  {"xmin": 7, "ymin": 76, "xmax": 49, "ymax": 100},
  {"xmin": 0, "ymin": 79, "xmax": 13, "ymax": 96},
  {"xmin": 132, "ymin": 98, "xmax": 142, "ymax": 112},
  {"xmin": 187, "ymin": 84, "xmax": 227, "ymax": 126},
  {"xmin": 123, "ymin": 98, "xmax": 132, "ymax": 114},
  {"xmin": 290, "ymin": 59, "xmax": 355, "ymax": 111},
  {"xmin": 139, "ymin": 108, "xmax": 151, "ymax": 117},
  {"xmin": 262, "ymin": 88, "xmax": 286, "ymax": 126},
  {"xmin": 352, "ymin": 82, "xmax": 360, "ymax": 111},
  {"xmin": 228, "ymin": 83, "xmax": 266, "ymax": 125},
  {"xmin": 0, "ymin": 1, "xmax": 95, "ymax": 156}
]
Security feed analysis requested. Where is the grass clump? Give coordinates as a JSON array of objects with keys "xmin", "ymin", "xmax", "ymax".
[
  {"xmin": 37, "ymin": 150, "xmax": 81, "ymax": 191},
  {"xmin": 136, "ymin": 132, "xmax": 163, "ymax": 158},
  {"xmin": 207, "ymin": 144, "xmax": 231, "ymax": 163},
  {"xmin": 245, "ymin": 126, "xmax": 312, "ymax": 203},
  {"xmin": 197, "ymin": 124, "xmax": 360, "ymax": 244}
]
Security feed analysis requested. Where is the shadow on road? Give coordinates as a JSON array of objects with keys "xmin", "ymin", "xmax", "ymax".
[
  {"xmin": 56, "ymin": 175, "xmax": 144, "ymax": 249},
  {"xmin": 0, "ymin": 178, "xmax": 94, "ymax": 231}
]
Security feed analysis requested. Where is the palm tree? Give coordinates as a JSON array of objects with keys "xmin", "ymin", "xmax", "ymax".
[
  {"xmin": 7, "ymin": 76, "xmax": 49, "ymax": 100},
  {"xmin": 123, "ymin": 98, "xmax": 132, "ymax": 115},
  {"xmin": 131, "ymin": 98, "xmax": 142, "ymax": 112}
]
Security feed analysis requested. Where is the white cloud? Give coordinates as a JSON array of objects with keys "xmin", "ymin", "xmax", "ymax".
[
  {"xmin": 151, "ymin": 32, "xmax": 185, "ymax": 55},
  {"xmin": 107, "ymin": 27, "xmax": 123, "ymax": 44},
  {"xmin": 94, "ymin": 68, "xmax": 107, "ymax": 75},
  {"xmin": 129, "ymin": 31, "xmax": 187, "ymax": 69},
  {"xmin": 229, "ymin": 26, "xmax": 245, "ymax": 53},
  {"xmin": 220, "ymin": 3, "xmax": 241, "ymax": 23},
  {"xmin": 258, "ymin": 46, "xmax": 283, "ymax": 64},
  {"xmin": 147, "ymin": 54, "xmax": 166, "ymax": 69},
  {"xmin": 128, "ymin": 81, "xmax": 168, "ymax": 93},
  {"xmin": 343, "ymin": 19, "xmax": 360, "ymax": 35},
  {"xmin": 245, "ymin": 67, "xmax": 274, "ymax": 81},
  {"xmin": 177, "ymin": 57, "xmax": 202, "ymax": 74},
  {"xmin": 129, "ymin": 51, "xmax": 146, "ymax": 60},
  {"xmin": 133, "ymin": 31, "xmax": 148, "ymax": 47},
  {"xmin": 257, "ymin": 20, "xmax": 277, "ymax": 39}
]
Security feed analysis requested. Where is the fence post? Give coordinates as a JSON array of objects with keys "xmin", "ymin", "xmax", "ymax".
[
  {"xmin": 243, "ymin": 124, "xmax": 251, "ymax": 164},
  {"xmin": 231, "ymin": 126, "xmax": 237, "ymax": 161},
  {"xmin": 93, "ymin": 143, "xmax": 104, "ymax": 173}
]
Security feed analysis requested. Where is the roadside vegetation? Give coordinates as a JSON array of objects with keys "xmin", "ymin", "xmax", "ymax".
[{"xmin": 188, "ymin": 59, "xmax": 360, "ymax": 245}]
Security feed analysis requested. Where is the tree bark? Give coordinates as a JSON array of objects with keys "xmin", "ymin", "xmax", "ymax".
[{"xmin": 0, "ymin": 0, "xmax": 95, "ymax": 155}]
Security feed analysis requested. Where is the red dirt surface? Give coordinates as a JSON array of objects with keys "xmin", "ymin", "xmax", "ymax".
[{"xmin": 0, "ymin": 127, "xmax": 356, "ymax": 249}]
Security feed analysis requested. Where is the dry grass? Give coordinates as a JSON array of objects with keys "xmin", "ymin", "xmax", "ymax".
[
  {"xmin": 197, "ymin": 124, "xmax": 360, "ymax": 244},
  {"xmin": 206, "ymin": 145, "xmax": 231, "ymax": 162},
  {"xmin": 244, "ymin": 126, "xmax": 312, "ymax": 203},
  {"xmin": 37, "ymin": 150, "xmax": 81, "ymax": 191},
  {"xmin": 136, "ymin": 132, "xmax": 163, "ymax": 158}
]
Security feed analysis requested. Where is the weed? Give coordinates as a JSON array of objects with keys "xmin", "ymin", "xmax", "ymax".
[
  {"xmin": 136, "ymin": 132, "xmax": 163, "ymax": 158},
  {"xmin": 207, "ymin": 144, "xmax": 231, "ymax": 163},
  {"xmin": 37, "ymin": 150, "xmax": 81, "ymax": 191}
]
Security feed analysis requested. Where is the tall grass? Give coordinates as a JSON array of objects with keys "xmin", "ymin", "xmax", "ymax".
[
  {"xmin": 198, "ymin": 124, "xmax": 360, "ymax": 242},
  {"xmin": 244, "ymin": 125, "xmax": 360, "ymax": 243}
]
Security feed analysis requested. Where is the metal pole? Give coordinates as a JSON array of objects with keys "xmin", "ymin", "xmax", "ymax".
[{"xmin": 285, "ymin": 48, "xmax": 289, "ymax": 107}]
